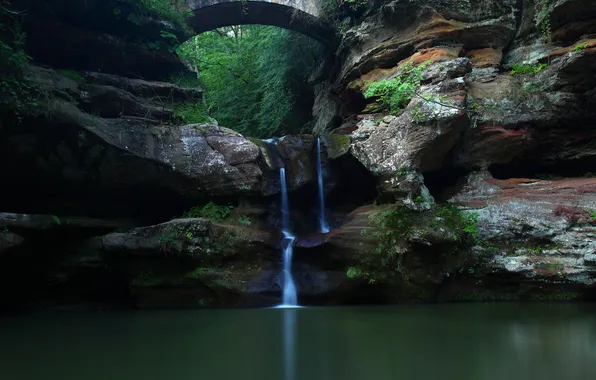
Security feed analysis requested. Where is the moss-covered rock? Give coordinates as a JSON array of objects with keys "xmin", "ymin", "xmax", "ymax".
[
  {"xmin": 101, "ymin": 217, "xmax": 280, "ymax": 308},
  {"xmin": 321, "ymin": 133, "xmax": 351, "ymax": 159}
]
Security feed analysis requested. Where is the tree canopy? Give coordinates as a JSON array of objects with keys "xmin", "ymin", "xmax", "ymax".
[{"xmin": 176, "ymin": 25, "xmax": 325, "ymax": 138}]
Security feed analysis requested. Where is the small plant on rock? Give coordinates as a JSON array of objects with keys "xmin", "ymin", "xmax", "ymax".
[
  {"xmin": 574, "ymin": 43, "xmax": 588, "ymax": 52},
  {"xmin": 183, "ymin": 202, "xmax": 233, "ymax": 221},
  {"xmin": 510, "ymin": 63, "xmax": 547, "ymax": 76},
  {"xmin": 363, "ymin": 61, "xmax": 431, "ymax": 115},
  {"xmin": 237, "ymin": 216, "xmax": 252, "ymax": 226}
]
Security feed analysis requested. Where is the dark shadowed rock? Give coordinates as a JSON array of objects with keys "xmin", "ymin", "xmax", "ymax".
[
  {"xmin": 0, "ymin": 231, "xmax": 24, "ymax": 257},
  {"xmin": 0, "ymin": 213, "xmax": 132, "ymax": 232},
  {"xmin": 101, "ymin": 217, "xmax": 281, "ymax": 308}
]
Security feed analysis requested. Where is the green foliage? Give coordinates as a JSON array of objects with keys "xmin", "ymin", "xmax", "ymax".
[
  {"xmin": 537, "ymin": 0, "xmax": 551, "ymax": 43},
  {"xmin": 137, "ymin": 0, "xmax": 191, "ymax": 31},
  {"xmin": 169, "ymin": 72, "xmax": 203, "ymax": 88},
  {"xmin": 343, "ymin": 0, "xmax": 368, "ymax": 11},
  {"xmin": 173, "ymin": 101, "xmax": 210, "ymax": 124},
  {"xmin": 434, "ymin": 204, "xmax": 480, "ymax": 243},
  {"xmin": 50, "ymin": 215, "xmax": 61, "ymax": 226},
  {"xmin": 183, "ymin": 202, "xmax": 233, "ymax": 220},
  {"xmin": 363, "ymin": 61, "xmax": 430, "ymax": 115},
  {"xmin": 176, "ymin": 25, "xmax": 324, "ymax": 138},
  {"xmin": 574, "ymin": 43, "xmax": 588, "ymax": 52},
  {"xmin": 0, "ymin": 2, "xmax": 46, "ymax": 122},
  {"xmin": 588, "ymin": 210, "xmax": 596, "ymax": 220},
  {"xmin": 237, "ymin": 216, "xmax": 252, "ymax": 226},
  {"xmin": 56, "ymin": 69, "xmax": 85, "ymax": 83},
  {"xmin": 158, "ymin": 223, "xmax": 229, "ymax": 254},
  {"xmin": 461, "ymin": 213, "xmax": 479, "ymax": 239},
  {"xmin": 346, "ymin": 266, "xmax": 363, "ymax": 279},
  {"xmin": 510, "ymin": 63, "xmax": 547, "ymax": 76}
]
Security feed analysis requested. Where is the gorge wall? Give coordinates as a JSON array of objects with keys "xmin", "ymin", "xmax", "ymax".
[{"xmin": 1, "ymin": 0, "xmax": 596, "ymax": 310}]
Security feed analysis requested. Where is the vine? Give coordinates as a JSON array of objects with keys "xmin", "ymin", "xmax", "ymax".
[{"xmin": 537, "ymin": 0, "xmax": 551, "ymax": 43}]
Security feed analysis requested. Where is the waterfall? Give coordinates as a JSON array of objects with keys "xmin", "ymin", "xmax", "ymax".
[
  {"xmin": 279, "ymin": 168, "xmax": 297, "ymax": 307},
  {"xmin": 316, "ymin": 138, "xmax": 330, "ymax": 233}
]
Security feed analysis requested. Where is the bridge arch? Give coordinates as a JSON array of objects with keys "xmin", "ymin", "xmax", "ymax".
[{"xmin": 185, "ymin": 0, "xmax": 338, "ymax": 48}]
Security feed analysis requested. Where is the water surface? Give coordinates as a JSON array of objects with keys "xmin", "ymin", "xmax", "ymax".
[{"xmin": 1, "ymin": 304, "xmax": 595, "ymax": 380}]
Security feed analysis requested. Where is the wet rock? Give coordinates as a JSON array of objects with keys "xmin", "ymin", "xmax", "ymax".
[
  {"xmin": 0, "ymin": 231, "xmax": 24, "ymax": 257},
  {"xmin": 273, "ymin": 135, "xmax": 316, "ymax": 191}
]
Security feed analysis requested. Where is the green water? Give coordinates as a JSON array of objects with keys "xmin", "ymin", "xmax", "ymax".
[{"xmin": 1, "ymin": 304, "xmax": 595, "ymax": 380}]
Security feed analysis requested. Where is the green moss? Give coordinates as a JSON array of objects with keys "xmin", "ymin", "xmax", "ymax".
[
  {"xmin": 56, "ymin": 69, "xmax": 85, "ymax": 83},
  {"xmin": 174, "ymin": 101, "xmax": 209, "ymax": 124},
  {"xmin": 322, "ymin": 133, "xmax": 351, "ymax": 159}
]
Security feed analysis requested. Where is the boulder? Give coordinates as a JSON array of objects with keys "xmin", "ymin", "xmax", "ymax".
[{"xmin": 102, "ymin": 218, "xmax": 281, "ymax": 308}]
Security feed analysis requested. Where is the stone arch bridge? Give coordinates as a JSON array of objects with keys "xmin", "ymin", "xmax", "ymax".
[{"xmin": 184, "ymin": 0, "xmax": 337, "ymax": 47}]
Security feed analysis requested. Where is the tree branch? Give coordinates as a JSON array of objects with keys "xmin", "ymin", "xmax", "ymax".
[{"xmin": 414, "ymin": 92, "xmax": 465, "ymax": 111}]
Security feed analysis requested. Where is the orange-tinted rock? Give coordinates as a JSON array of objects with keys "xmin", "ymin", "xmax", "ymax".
[
  {"xmin": 399, "ymin": 47, "xmax": 462, "ymax": 66},
  {"xmin": 466, "ymin": 48, "xmax": 503, "ymax": 68}
]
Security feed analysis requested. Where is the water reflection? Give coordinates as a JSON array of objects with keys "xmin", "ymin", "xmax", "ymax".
[
  {"xmin": 283, "ymin": 308, "xmax": 296, "ymax": 380},
  {"xmin": 0, "ymin": 304, "xmax": 595, "ymax": 380}
]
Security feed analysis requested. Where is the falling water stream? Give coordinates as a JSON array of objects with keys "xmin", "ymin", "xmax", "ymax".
[
  {"xmin": 279, "ymin": 168, "xmax": 297, "ymax": 307},
  {"xmin": 316, "ymin": 138, "xmax": 330, "ymax": 233},
  {"xmin": 278, "ymin": 168, "xmax": 298, "ymax": 380}
]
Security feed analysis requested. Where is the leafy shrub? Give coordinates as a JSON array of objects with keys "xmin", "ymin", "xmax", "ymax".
[
  {"xmin": 237, "ymin": 216, "xmax": 252, "ymax": 226},
  {"xmin": 183, "ymin": 202, "xmax": 233, "ymax": 220},
  {"xmin": 0, "ymin": 3, "xmax": 47, "ymax": 122},
  {"xmin": 169, "ymin": 72, "xmax": 204, "ymax": 88},
  {"xmin": 434, "ymin": 204, "xmax": 480, "ymax": 243},
  {"xmin": 363, "ymin": 61, "xmax": 430, "ymax": 114},
  {"xmin": 510, "ymin": 63, "xmax": 547, "ymax": 76},
  {"xmin": 137, "ymin": 0, "xmax": 192, "ymax": 31}
]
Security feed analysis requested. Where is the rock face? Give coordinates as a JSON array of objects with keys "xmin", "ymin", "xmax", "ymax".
[
  {"xmin": 441, "ymin": 172, "xmax": 596, "ymax": 301},
  {"xmin": 314, "ymin": 0, "xmax": 596, "ymax": 197},
  {"xmin": 0, "ymin": 66, "xmax": 333, "ymax": 220}
]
